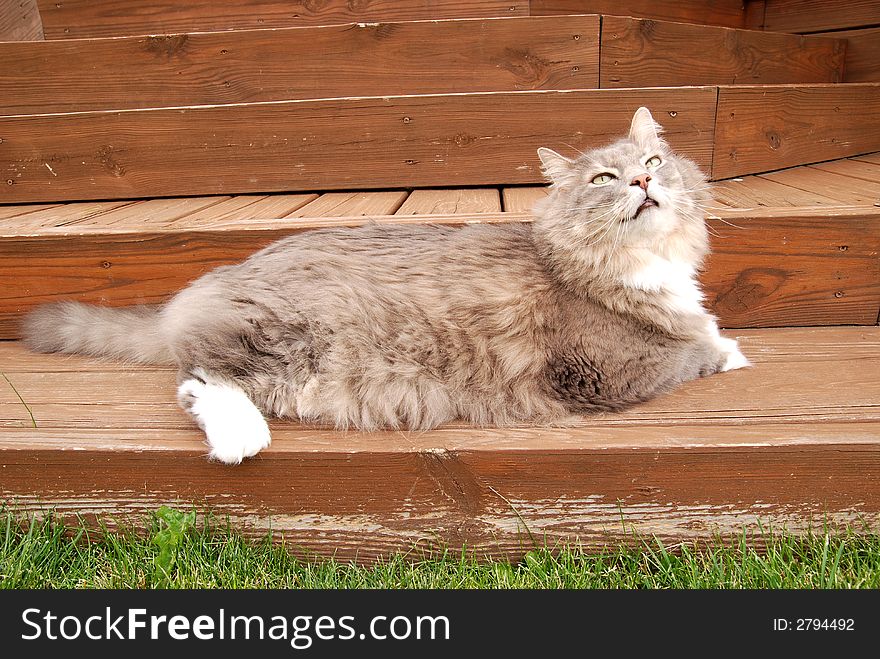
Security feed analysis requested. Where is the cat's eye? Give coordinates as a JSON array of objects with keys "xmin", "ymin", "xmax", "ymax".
[
  {"xmin": 646, "ymin": 155, "xmax": 662, "ymax": 168},
  {"xmin": 591, "ymin": 173, "xmax": 617, "ymax": 185}
]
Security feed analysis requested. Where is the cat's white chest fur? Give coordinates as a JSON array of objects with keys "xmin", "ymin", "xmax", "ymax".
[
  {"xmin": 622, "ymin": 253, "xmax": 749, "ymax": 372},
  {"xmin": 622, "ymin": 254, "xmax": 704, "ymax": 315}
]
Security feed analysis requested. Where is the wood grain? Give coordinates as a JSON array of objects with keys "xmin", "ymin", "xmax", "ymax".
[
  {"xmin": 501, "ymin": 186, "xmax": 548, "ymax": 212},
  {"xmin": 0, "ymin": 0, "xmax": 43, "ymax": 41},
  {"xmin": 1, "ymin": 204, "xmax": 878, "ymax": 337},
  {"xmin": 0, "ymin": 15, "xmax": 600, "ymax": 115},
  {"xmin": 599, "ymin": 16, "xmax": 845, "ymax": 87},
  {"xmin": 711, "ymin": 176, "xmax": 844, "ymax": 207},
  {"xmin": 36, "ymin": 0, "xmax": 527, "ymax": 40},
  {"xmin": 713, "ymin": 83, "xmax": 880, "ymax": 179},
  {"xmin": 759, "ymin": 166, "xmax": 880, "ymax": 205},
  {"xmin": 530, "ymin": 0, "xmax": 748, "ymax": 28},
  {"xmin": 287, "ymin": 191, "xmax": 408, "ymax": 217},
  {"xmin": 0, "ymin": 87, "xmax": 717, "ymax": 203},
  {"xmin": 1, "ymin": 327, "xmax": 878, "ymax": 560},
  {"xmin": 854, "ymin": 153, "xmax": 880, "ymax": 165},
  {"xmin": 836, "ymin": 28, "xmax": 880, "ymax": 83},
  {"xmin": 809, "ymin": 158, "xmax": 880, "ymax": 182},
  {"xmin": 760, "ymin": 0, "xmax": 880, "ymax": 33},
  {"xmin": 396, "ymin": 189, "xmax": 501, "ymax": 214}
]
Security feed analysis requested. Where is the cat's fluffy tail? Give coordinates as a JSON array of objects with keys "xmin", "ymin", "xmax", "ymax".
[{"xmin": 21, "ymin": 301, "xmax": 174, "ymax": 364}]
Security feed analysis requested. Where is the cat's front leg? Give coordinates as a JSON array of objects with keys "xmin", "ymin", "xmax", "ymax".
[
  {"xmin": 703, "ymin": 317, "xmax": 750, "ymax": 373},
  {"xmin": 176, "ymin": 367, "xmax": 271, "ymax": 464}
]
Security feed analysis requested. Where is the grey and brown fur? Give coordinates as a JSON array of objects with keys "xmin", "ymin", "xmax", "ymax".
[{"xmin": 22, "ymin": 108, "xmax": 748, "ymax": 464}]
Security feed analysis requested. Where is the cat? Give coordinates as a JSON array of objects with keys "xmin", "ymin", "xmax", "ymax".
[{"xmin": 22, "ymin": 107, "xmax": 749, "ymax": 465}]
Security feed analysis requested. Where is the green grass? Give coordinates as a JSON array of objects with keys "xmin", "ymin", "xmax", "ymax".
[{"xmin": 2, "ymin": 509, "xmax": 879, "ymax": 589}]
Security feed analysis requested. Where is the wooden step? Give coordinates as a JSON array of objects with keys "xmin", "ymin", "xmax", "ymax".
[
  {"xmin": 0, "ymin": 15, "xmax": 601, "ymax": 115},
  {"xmin": 756, "ymin": 0, "xmax": 880, "ymax": 34},
  {"xmin": 0, "ymin": 87, "xmax": 718, "ymax": 203},
  {"xmin": 1, "ymin": 326, "xmax": 877, "ymax": 561},
  {"xmin": 0, "ymin": 15, "xmax": 846, "ymax": 115},
  {"xmin": 599, "ymin": 16, "xmax": 844, "ymax": 87},
  {"xmin": 2, "ymin": 156, "xmax": 879, "ymax": 336},
  {"xmin": 34, "ymin": 0, "xmax": 753, "ymax": 40},
  {"xmin": 5, "ymin": 83, "xmax": 880, "ymax": 204},
  {"xmin": 34, "ymin": 0, "xmax": 529, "ymax": 39}
]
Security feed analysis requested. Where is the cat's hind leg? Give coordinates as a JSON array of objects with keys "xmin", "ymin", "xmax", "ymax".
[{"xmin": 176, "ymin": 367, "xmax": 271, "ymax": 464}]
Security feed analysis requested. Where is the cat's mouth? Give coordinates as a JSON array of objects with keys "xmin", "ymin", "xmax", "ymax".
[{"xmin": 634, "ymin": 197, "xmax": 658, "ymax": 218}]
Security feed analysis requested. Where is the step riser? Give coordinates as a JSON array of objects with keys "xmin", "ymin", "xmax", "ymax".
[
  {"xmin": 36, "ymin": 0, "xmax": 529, "ymax": 40},
  {"xmin": 600, "ymin": 16, "xmax": 844, "ymax": 87},
  {"xmin": 0, "ymin": 88, "xmax": 718, "ymax": 203},
  {"xmin": 0, "ymin": 16, "xmax": 602, "ymax": 115},
  {"xmin": 37, "ymin": 0, "xmax": 754, "ymax": 40},
  {"xmin": 3, "ymin": 210, "xmax": 878, "ymax": 338},
  {"xmin": 0, "ymin": 15, "xmax": 846, "ymax": 115},
  {"xmin": 713, "ymin": 84, "xmax": 880, "ymax": 178},
  {"xmin": 2, "ymin": 441, "xmax": 878, "ymax": 562}
]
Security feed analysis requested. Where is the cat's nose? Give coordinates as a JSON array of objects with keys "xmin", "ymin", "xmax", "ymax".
[{"xmin": 631, "ymin": 173, "xmax": 652, "ymax": 190}]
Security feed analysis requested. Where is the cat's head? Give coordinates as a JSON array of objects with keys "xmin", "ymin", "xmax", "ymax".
[{"xmin": 533, "ymin": 107, "xmax": 710, "ymax": 265}]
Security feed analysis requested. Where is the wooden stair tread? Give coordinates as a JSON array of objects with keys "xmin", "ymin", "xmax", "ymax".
[
  {"xmin": 1, "ymin": 14, "xmax": 847, "ymax": 116},
  {"xmin": 2, "ymin": 327, "xmax": 878, "ymax": 436},
  {"xmin": 1, "ymin": 155, "xmax": 878, "ymax": 233},
  {"xmin": 2, "ymin": 157, "xmax": 880, "ymax": 334},
  {"xmin": 2, "ymin": 326, "xmax": 878, "ymax": 559}
]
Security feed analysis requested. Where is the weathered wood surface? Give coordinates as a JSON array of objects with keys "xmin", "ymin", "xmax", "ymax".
[
  {"xmin": 1, "ymin": 327, "xmax": 878, "ymax": 560},
  {"xmin": 759, "ymin": 0, "xmax": 880, "ymax": 33},
  {"xmin": 396, "ymin": 189, "xmax": 501, "ymax": 215},
  {"xmin": 713, "ymin": 83, "xmax": 880, "ymax": 179},
  {"xmin": 36, "ymin": 0, "xmax": 527, "ymax": 40},
  {"xmin": 530, "ymin": 0, "xmax": 748, "ymax": 28},
  {"xmin": 501, "ymin": 186, "xmax": 548, "ymax": 212},
  {"xmin": 0, "ymin": 0, "xmax": 43, "ymax": 41},
  {"xmin": 0, "ymin": 87, "xmax": 717, "ymax": 203},
  {"xmin": 1, "ymin": 204, "xmax": 878, "ymax": 336},
  {"xmin": 599, "ymin": 16, "xmax": 845, "ymax": 87},
  {"xmin": 0, "ymin": 15, "xmax": 600, "ymax": 115},
  {"xmin": 836, "ymin": 28, "xmax": 880, "ymax": 83}
]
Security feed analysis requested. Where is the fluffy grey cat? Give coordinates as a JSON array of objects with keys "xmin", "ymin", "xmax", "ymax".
[{"xmin": 23, "ymin": 107, "xmax": 748, "ymax": 464}]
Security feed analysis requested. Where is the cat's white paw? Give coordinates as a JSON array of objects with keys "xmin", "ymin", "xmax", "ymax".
[
  {"xmin": 720, "ymin": 347, "xmax": 751, "ymax": 372},
  {"xmin": 177, "ymin": 378, "xmax": 271, "ymax": 465}
]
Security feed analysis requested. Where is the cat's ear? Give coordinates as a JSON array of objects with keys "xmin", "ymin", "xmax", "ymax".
[
  {"xmin": 629, "ymin": 107, "xmax": 664, "ymax": 149},
  {"xmin": 537, "ymin": 147, "xmax": 576, "ymax": 185}
]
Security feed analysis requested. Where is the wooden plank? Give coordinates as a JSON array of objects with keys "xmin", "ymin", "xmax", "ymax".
[
  {"xmin": 5, "ymin": 200, "xmax": 137, "ymax": 230},
  {"xmin": 288, "ymin": 191, "xmax": 407, "ymax": 217},
  {"xmin": 0, "ymin": 87, "xmax": 718, "ymax": 203},
  {"xmin": 835, "ymin": 27, "xmax": 880, "ymax": 83},
  {"xmin": 1, "ymin": 327, "xmax": 878, "ymax": 560},
  {"xmin": 0, "ymin": 203, "xmax": 60, "ymax": 220},
  {"xmin": 173, "ymin": 194, "xmax": 319, "ymax": 227},
  {"xmin": 3, "ymin": 328, "xmax": 879, "ymax": 429},
  {"xmin": 759, "ymin": 167, "xmax": 880, "ymax": 205},
  {"xmin": 711, "ymin": 176, "xmax": 844, "ymax": 208},
  {"xmin": 530, "ymin": 0, "xmax": 748, "ymax": 28},
  {"xmin": 761, "ymin": 0, "xmax": 880, "ymax": 33},
  {"xmin": 396, "ymin": 189, "xmax": 501, "ymax": 215},
  {"xmin": 713, "ymin": 83, "xmax": 880, "ymax": 179},
  {"xmin": 0, "ymin": 15, "xmax": 600, "ymax": 115},
  {"xmin": 600, "ymin": 16, "xmax": 845, "ymax": 88},
  {"xmin": 808, "ymin": 158, "xmax": 880, "ymax": 183},
  {"xmin": 36, "ymin": 0, "xmax": 528, "ymax": 39},
  {"xmin": 853, "ymin": 153, "xmax": 880, "ymax": 166},
  {"xmin": 702, "ymin": 208, "xmax": 880, "ymax": 327},
  {"xmin": 501, "ymin": 186, "xmax": 548, "ymax": 212},
  {"xmin": 0, "ymin": 0, "xmax": 43, "ymax": 41},
  {"xmin": 1, "ymin": 204, "xmax": 878, "ymax": 337}
]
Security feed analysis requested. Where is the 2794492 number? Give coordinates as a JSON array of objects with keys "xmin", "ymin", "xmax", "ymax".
[
  {"xmin": 773, "ymin": 618, "xmax": 855, "ymax": 631},
  {"xmin": 797, "ymin": 619, "xmax": 854, "ymax": 631}
]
